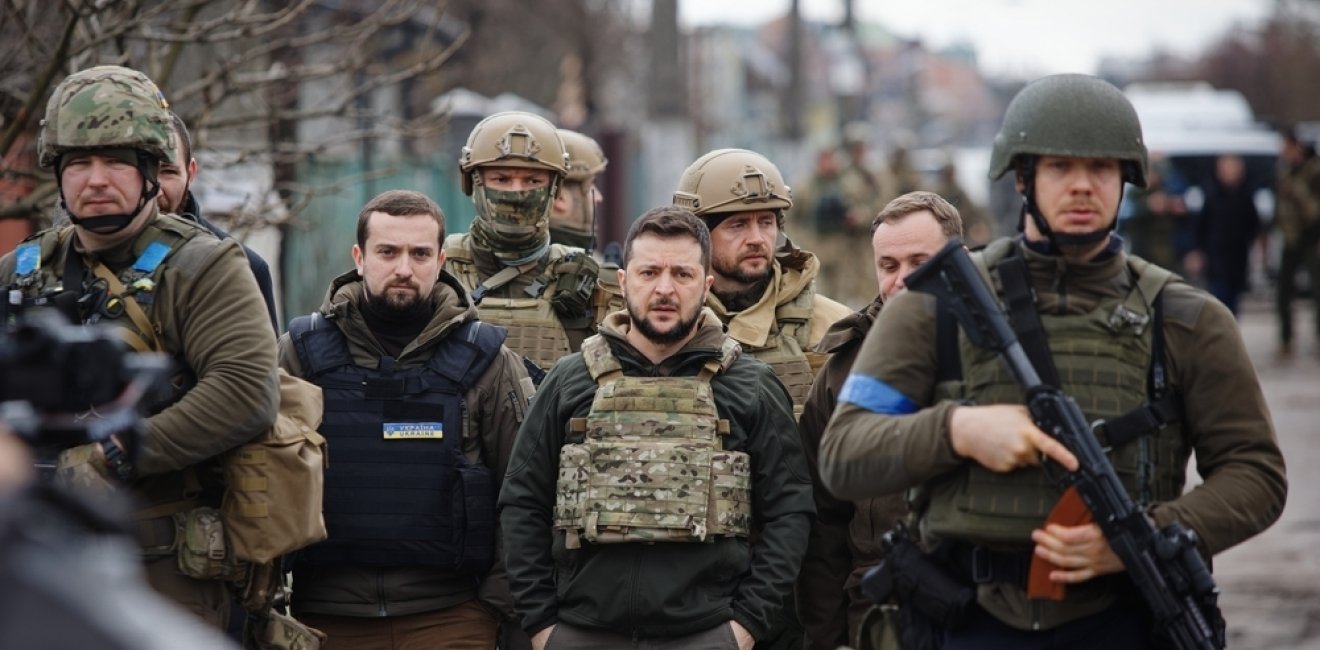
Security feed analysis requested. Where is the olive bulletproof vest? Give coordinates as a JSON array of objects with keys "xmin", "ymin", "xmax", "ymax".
[
  {"xmin": 924, "ymin": 245, "xmax": 1185, "ymax": 546},
  {"xmin": 444, "ymin": 235, "xmax": 573, "ymax": 371},
  {"xmin": 554, "ymin": 335, "xmax": 751, "ymax": 549}
]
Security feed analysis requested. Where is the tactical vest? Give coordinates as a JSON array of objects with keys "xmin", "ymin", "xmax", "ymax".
[
  {"xmin": 731, "ymin": 285, "xmax": 818, "ymax": 411},
  {"xmin": 288, "ymin": 313, "xmax": 505, "ymax": 572},
  {"xmin": 12, "ymin": 218, "xmax": 220, "ymax": 519},
  {"xmin": 10, "ymin": 218, "xmax": 205, "ymax": 355},
  {"xmin": 445, "ymin": 235, "xmax": 592, "ymax": 371},
  {"xmin": 554, "ymin": 335, "xmax": 752, "ymax": 549},
  {"xmin": 923, "ymin": 241, "xmax": 1186, "ymax": 546}
]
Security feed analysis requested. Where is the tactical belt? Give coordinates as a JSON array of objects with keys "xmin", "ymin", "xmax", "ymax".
[{"xmin": 949, "ymin": 543, "xmax": 1032, "ymax": 588}]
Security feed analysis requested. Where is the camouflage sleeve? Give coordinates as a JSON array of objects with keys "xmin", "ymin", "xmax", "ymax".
[
  {"xmin": 498, "ymin": 358, "xmax": 580, "ymax": 636},
  {"xmin": 1153, "ymin": 286, "xmax": 1287, "ymax": 557},
  {"xmin": 472, "ymin": 344, "xmax": 534, "ymax": 619},
  {"xmin": 796, "ymin": 354, "xmax": 856, "ymax": 650},
  {"xmin": 136, "ymin": 240, "xmax": 278, "ymax": 475},
  {"xmin": 729, "ymin": 365, "xmax": 814, "ymax": 641},
  {"xmin": 819, "ymin": 290, "xmax": 962, "ymax": 501}
]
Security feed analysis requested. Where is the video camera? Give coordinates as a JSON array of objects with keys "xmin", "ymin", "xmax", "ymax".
[{"xmin": 0, "ymin": 308, "xmax": 170, "ymax": 458}]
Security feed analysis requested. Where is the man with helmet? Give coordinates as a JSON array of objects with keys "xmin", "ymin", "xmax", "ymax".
[
  {"xmin": 446, "ymin": 112, "xmax": 604, "ymax": 378},
  {"xmin": 0, "ymin": 65, "xmax": 278, "ymax": 629},
  {"xmin": 550, "ymin": 129, "xmax": 608, "ymax": 251},
  {"xmin": 818, "ymin": 74, "xmax": 1286, "ymax": 648},
  {"xmin": 672, "ymin": 148, "xmax": 853, "ymax": 416}
]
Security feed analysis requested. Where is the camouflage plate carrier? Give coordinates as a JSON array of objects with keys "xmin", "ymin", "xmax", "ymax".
[
  {"xmin": 445, "ymin": 234, "xmax": 596, "ymax": 372},
  {"xmin": 554, "ymin": 335, "xmax": 752, "ymax": 549}
]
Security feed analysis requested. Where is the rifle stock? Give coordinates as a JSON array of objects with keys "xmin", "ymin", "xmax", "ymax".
[{"xmin": 903, "ymin": 239, "xmax": 1225, "ymax": 650}]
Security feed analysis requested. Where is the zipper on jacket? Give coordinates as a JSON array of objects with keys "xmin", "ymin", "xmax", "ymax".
[
  {"xmin": 1031, "ymin": 598, "xmax": 1042, "ymax": 630},
  {"xmin": 628, "ymin": 548, "xmax": 642, "ymax": 639},
  {"xmin": 377, "ymin": 570, "xmax": 388, "ymax": 617}
]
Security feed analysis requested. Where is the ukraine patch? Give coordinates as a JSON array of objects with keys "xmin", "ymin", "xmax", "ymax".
[{"xmin": 383, "ymin": 422, "xmax": 444, "ymax": 440}]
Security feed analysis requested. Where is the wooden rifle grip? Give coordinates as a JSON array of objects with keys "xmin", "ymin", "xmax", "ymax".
[{"xmin": 1027, "ymin": 486, "xmax": 1093, "ymax": 600}]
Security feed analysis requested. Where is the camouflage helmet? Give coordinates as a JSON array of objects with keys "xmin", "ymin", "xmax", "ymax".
[
  {"xmin": 459, "ymin": 111, "xmax": 569, "ymax": 195},
  {"xmin": 988, "ymin": 74, "xmax": 1147, "ymax": 187},
  {"xmin": 38, "ymin": 65, "xmax": 174, "ymax": 169},
  {"xmin": 558, "ymin": 129, "xmax": 608, "ymax": 182},
  {"xmin": 673, "ymin": 148, "xmax": 792, "ymax": 217}
]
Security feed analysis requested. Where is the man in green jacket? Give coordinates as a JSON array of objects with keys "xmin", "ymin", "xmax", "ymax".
[
  {"xmin": 499, "ymin": 206, "xmax": 813, "ymax": 650},
  {"xmin": 798, "ymin": 191, "xmax": 963, "ymax": 650},
  {"xmin": 278, "ymin": 190, "xmax": 533, "ymax": 649},
  {"xmin": 820, "ymin": 74, "xmax": 1287, "ymax": 649},
  {"xmin": 0, "ymin": 65, "xmax": 278, "ymax": 630}
]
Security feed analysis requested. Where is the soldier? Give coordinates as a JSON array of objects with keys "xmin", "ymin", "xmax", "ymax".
[
  {"xmin": 159, "ymin": 111, "xmax": 279, "ymax": 332},
  {"xmin": 820, "ymin": 74, "xmax": 1287, "ymax": 648},
  {"xmin": 833, "ymin": 125, "xmax": 898, "ymax": 306},
  {"xmin": 445, "ymin": 112, "xmax": 603, "ymax": 378},
  {"xmin": 278, "ymin": 190, "xmax": 532, "ymax": 649},
  {"xmin": 797, "ymin": 191, "xmax": 963, "ymax": 650},
  {"xmin": 672, "ymin": 148, "xmax": 853, "ymax": 417},
  {"xmin": 0, "ymin": 65, "xmax": 279, "ymax": 629},
  {"xmin": 549, "ymin": 129, "xmax": 608, "ymax": 252},
  {"xmin": 1274, "ymin": 128, "xmax": 1320, "ymax": 358},
  {"xmin": 499, "ymin": 206, "xmax": 812, "ymax": 650}
]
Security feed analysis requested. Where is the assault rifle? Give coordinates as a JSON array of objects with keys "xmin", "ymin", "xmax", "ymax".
[{"xmin": 903, "ymin": 239, "xmax": 1225, "ymax": 650}]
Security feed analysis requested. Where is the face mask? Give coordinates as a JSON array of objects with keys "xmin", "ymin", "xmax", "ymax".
[{"xmin": 470, "ymin": 185, "xmax": 554, "ymax": 264}]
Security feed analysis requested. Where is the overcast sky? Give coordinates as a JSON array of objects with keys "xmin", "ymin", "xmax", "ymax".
[{"xmin": 679, "ymin": 0, "xmax": 1271, "ymax": 78}]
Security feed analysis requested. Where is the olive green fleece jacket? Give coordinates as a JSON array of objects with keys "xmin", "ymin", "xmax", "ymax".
[
  {"xmin": 797, "ymin": 296, "xmax": 906, "ymax": 650},
  {"xmin": 820, "ymin": 237, "xmax": 1286, "ymax": 628},
  {"xmin": 498, "ymin": 310, "xmax": 814, "ymax": 641},
  {"xmin": 277, "ymin": 269, "xmax": 533, "ymax": 619},
  {"xmin": 0, "ymin": 212, "xmax": 279, "ymax": 479}
]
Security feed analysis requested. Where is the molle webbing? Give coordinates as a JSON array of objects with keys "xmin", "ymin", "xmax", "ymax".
[{"xmin": 554, "ymin": 336, "xmax": 749, "ymax": 548}]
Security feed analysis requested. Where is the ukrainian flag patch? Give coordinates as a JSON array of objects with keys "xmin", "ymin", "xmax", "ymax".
[{"xmin": 383, "ymin": 422, "xmax": 444, "ymax": 440}]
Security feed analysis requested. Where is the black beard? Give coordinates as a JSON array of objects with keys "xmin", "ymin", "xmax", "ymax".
[
  {"xmin": 712, "ymin": 272, "xmax": 772, "ymax": 312},
  {"xmin": 627, "ymin": 299, "xmax": 703, "ymax": 346},
  {"xmin": 364, "ymin": 286, "xmax": 434, "ymax": 322}
]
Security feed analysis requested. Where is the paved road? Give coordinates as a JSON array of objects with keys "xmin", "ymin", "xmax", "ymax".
[{"xmin": 1215, "ymin": 295, "xmax": 1320, "ymax": 649}]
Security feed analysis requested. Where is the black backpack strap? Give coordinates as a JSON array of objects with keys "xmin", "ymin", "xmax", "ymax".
[{"xmin": 995, "ymin": 252, "xmax": 1062, "ymax": 388}]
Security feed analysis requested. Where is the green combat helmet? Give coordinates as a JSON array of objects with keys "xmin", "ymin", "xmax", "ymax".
[
  {"xmin": 673, "ymin": 148, "xmax": 792, "ymax": 227},
  {"xmin": 551, "ymin": 129, "xmax": 608, "ymax": 250},
  {"xmin": 460, "ymin": 111, "xmax": 569, "ymax": 264},
  {"xmin": 39, "ymin": 65, "xmax": 174, "ymax": 232},
  {"xmin": 989, "ymin": 74, "xmax": 1147, "ymax": 248}
]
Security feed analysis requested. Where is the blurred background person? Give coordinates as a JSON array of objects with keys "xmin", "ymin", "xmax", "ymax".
[
  {"xmin": 1186, "ymin": 154, "xmax": 1261, "ymax": 315},
  {"xmin": 1274, "ymin": 129, "xmax": 1320, "ymax": 358}
]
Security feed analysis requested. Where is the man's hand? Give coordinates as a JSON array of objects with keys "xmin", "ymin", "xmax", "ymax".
[
  {"xmin": 949, "ymin": 404, "xmax": 1078, "ymax": 473},
  {"xmin": 530, "ymin": 625, "xmax": 554, "ymax": 650},
  {"xmin": 729, "ymin": 620, "xmax": 754, "ymax": 650},
  {"xmin": 1031, "ymin": 522, "xmax": 1125, "ymax": 583}
]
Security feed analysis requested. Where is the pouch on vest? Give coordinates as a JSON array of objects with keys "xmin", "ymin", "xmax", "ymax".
[
  {"xmin": 549, "ymin": 253, "xmax": 599, "ymax": 320},
  {"xmin": 222, "ymin": 368, "xmax": 328, "ymax": 564},
  {"xmin": 246, "ymin": 609, "xmax": 327, "ymax": 650},
  {"xmin": 175, "ymin": 506, "xmax": 246, "ymax": 581}
]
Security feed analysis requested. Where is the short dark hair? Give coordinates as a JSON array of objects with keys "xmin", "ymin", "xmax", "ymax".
[
  {"xmin": 168, "ymin": 111, "xmax": 192, "ymax": 166},
  {"xmin": 623, "ymin": 206, "xmax": 711, "ymax": 271},
  {"xmin": 356, "ymin": 190, "xmax": 446, "ymax": 248},
  {"xmin": 870, "ymin": 190, "xmax": 964, "ymax": 238}
]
